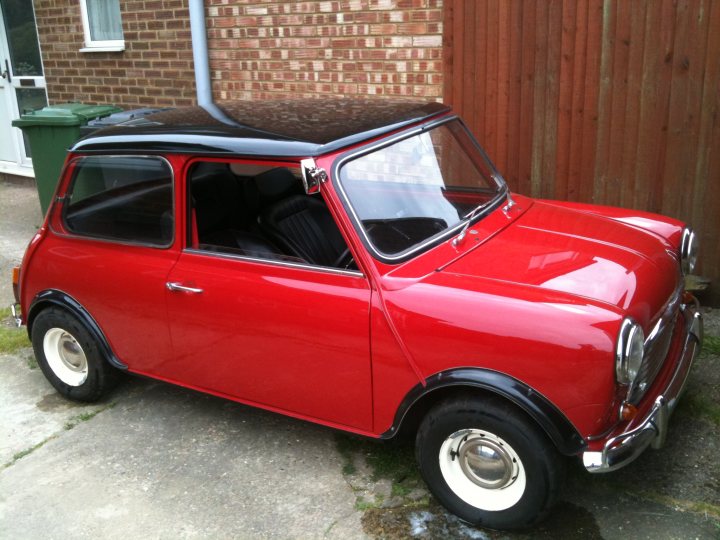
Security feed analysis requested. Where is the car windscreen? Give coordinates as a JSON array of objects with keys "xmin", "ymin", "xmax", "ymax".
[{"xmin": 337, "ymin": 119, "xmax": 505, "ymax": 259}]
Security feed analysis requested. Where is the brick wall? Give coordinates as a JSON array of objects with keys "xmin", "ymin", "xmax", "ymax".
[
  {"xmin": 33, "ymin": 0, "xmax": 444, "ymax": 108},
  {"xmin": 205, "ymin": 0, "xmax": 444, "ymax": 101},
  {"xmin": 34, "ymin": 0, "xmax": 196, "ymax": 108}
]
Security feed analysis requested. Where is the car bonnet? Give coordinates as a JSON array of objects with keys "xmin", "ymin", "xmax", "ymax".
[{"xmin": 442, "ymin": 199, "xmax": 680, "ymax": 326}]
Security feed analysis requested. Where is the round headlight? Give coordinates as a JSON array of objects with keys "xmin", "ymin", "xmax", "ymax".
[
  {"xmin": 680, "ymin": 227, "xmax": 698, "ymax": 275},
  {"xmin": 616, "ymin": 318, "xmax": 644, "ymax": 385}
]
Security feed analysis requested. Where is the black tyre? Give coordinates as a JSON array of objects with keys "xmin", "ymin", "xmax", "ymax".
[
  {"xmin": 415, "ymin": 395, "xmax": 564, "ymax": 530},
  {"xmin": 31, "ymin": 307, "xmax": 119, "ymax": 402}
]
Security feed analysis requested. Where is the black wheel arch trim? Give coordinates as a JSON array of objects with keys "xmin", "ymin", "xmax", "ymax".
[
  {"xmin": 381, "ymin": 367, "xmax": 586, "ymax": 456},
  {"xmin": 27, "ymin": 289, "xmax": 127, "ymax": 370}
]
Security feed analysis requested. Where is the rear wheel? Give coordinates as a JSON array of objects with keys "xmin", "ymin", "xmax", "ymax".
[
  {"xmin": 415, "ymin": 396, "xmax": 564, "ymax": 530},
  {"xmin": 32, "ymin": 307, "xmax": 119, "ymax": 402}
]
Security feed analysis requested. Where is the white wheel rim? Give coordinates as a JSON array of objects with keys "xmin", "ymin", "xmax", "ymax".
[
  {"xmin": 43, "ymin": 328, "xmax": 89, "ymax": 386},
  {"xmin": 439, "ymin": 429, "xmax": 526, "ymax": 511}
]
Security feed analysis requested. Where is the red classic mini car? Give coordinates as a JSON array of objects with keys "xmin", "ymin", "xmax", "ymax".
[{"xmin": 11, "ymin": 99, "xmax": 702, "ymax": 530}]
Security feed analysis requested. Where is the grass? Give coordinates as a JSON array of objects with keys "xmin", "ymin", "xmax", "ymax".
[
  {"xmin": 335, "ymin": 433, "xmax": 421, "ymax": 486},
  {"xmin": 335, "ymin": 433, "xmax": 359, "ymax": 476},
  {"xmin": 364, "ymin": 439, "xmax": 420, "ymax": 488},
  {"xmin": 4, "ymin": 402, "xmax": 115, "ymax": 469},
  {"xmin": 638, "ymin": 491, "xmax": 720, "ymax": 521},
  {"xmin": 323, "ymin": 519, "xmax": 338, "ymax": 537},
  {"xmin": 25, "ymin": 352, "xmax": 38, "ymax": 370},
  {"xmin": 63, "ymin": 404, "xmax": 115, "ymax": 430},
  {"xmin": 0, "ymin": 307, "xmax": 30, "ymax": 354},
  {"xmin": 335, "ymin": 432, "xmax": 425, "ymax": 514},
  {"xmin": 682, "ymin": 331, "xmax": 720, "ymax": 425},
  {"xmin": 702, "ymin": 335, "xmax": 720, "ymax": 357},
  {"xmin": 355, "ymin": 495, "xmax": 384, "ymax": 512},
  {"xmin": 679, "ymin": 392, "xmax": 720, "ymax": 426},
  {"xmin": 3, "ymin": 436, "xmax": 56, "ymax": 469},
  {"xmin": 391, "ymin": 482, "xmax": 413, "ymax": 497},
  {"xmin": 0, "ymin": 329, "xmax": 31, "ymax": 354}
]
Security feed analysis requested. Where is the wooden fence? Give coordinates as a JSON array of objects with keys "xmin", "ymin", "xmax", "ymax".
[{"xmin": 443, "ymin": 0, "xmax": 720, "ymax": 305}]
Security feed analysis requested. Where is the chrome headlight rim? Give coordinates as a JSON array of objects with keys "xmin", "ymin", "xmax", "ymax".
[
  {"xmin": 615, "ymin": 318, "xmax": 644, "ymax": 386},
  {"xmin": 680, "ymin": 227, "xmax": 698, "ymax": 275}
]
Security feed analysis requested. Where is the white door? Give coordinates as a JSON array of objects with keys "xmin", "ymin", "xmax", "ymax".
[{"xmin": 0, "ymin": 0, "xmax": 48, "ymax": 176}]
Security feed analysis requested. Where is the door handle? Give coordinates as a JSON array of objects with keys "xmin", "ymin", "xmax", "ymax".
[
  {"xmin": 2, "ymin": 59, "xmax": 10, "ymax": 82},
  {"xmin": 166, "ymin": 282, "xmax": 203, "ymax": 294}
]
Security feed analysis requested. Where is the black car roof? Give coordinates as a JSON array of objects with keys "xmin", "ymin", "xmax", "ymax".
[{"xmin": 71, "ymin": 98, "xmax": 451, "ymax": 158}]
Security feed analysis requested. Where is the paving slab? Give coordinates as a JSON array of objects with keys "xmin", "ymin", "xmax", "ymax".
[
  {"xmin": 0, "ymin": 348, "xmax": 108, "ymax": 465},
  {"xmin": 0, "ymin": 180, "xmax": 42, "ymax": 306},
  {"xmin": 0, "ymin": 351, "xmax": 366, "ymax": 539}
]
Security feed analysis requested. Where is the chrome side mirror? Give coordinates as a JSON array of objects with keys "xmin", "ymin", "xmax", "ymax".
[{"xmin": 300, "ymin": 158, "xmax": 326, "ymax": 195}]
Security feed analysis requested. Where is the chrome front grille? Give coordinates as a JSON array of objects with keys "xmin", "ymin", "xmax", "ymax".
[{"xmin": 628, "ymin": 287, "xmax": 682, "ymax": 404}]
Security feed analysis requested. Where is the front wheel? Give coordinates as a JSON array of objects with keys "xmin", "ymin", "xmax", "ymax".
[{"xmin": 415, "ymin": 396, "xmax": 564, "ymax": 530}]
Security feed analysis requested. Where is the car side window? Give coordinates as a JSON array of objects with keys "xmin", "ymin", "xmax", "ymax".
[
  {"xmin": 187, "ymin": 160, "xmax": 355, "ymax": 270},
  {"xmin": 64, "ymin": 156, "xmax": 174, "ymax": 247}
]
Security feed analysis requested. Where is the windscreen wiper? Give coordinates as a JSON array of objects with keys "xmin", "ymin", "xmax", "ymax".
[{"xmin": 452, "ymin": 201, "xmax": 491, "ymax": 247}]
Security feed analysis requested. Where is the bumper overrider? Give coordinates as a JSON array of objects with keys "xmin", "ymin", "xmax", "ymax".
[
  {"xmin": 583, "ymin": 299, "xmax": 703, "ymax": 473},
  {"xmin": 10, "ymin": 303, "xmax": 22, "ymax": 327}
]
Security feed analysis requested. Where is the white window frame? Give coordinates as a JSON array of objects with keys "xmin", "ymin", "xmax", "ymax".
[{"xmin": 78, "ymin": 0, "xmax": 125, "ymax": 52}]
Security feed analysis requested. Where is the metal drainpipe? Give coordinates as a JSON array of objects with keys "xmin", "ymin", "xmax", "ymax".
[{"xmin": 189, "ymin": 0, "xmax": 212, "ymax": 106}]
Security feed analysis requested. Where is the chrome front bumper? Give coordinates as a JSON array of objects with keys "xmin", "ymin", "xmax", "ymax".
[{"xmin": 583, "ymin": 301, "xmax": 702, "ymax": 473}]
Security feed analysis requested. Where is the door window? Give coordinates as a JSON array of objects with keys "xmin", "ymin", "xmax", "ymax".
[
  {"xmin": 0, "ymin": 0, "xmax": 48, "ymax": 166},
  {"xmin": 64, "ymin": 156, "xmax": 174, "ymax": 247},
  {"xmin": 187, "ymin": 160, "xmax": 356, "ymax": 271},
  {"xmin": 1, "ymin": 0, "xmax": 43, "ymax": 76}
]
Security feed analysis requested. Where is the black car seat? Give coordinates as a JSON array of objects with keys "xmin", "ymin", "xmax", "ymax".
[
  {"xmin": 190, "ymin": 163, "xmax": 282, "ymax": 259},
  {"xmin": 254, "ymin": 167, "xmax": 348, "ymax": 267}
]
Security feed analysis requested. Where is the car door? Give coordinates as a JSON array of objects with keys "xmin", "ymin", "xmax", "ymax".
[{"xmin": 161, "ymin": 159, "xmax": 373, "ymax": 432}]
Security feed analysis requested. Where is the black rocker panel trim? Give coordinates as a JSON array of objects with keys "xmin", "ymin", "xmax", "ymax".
[
  {"xmin": 27, "ymin": 289, "xmax": 127, "ymax": 370},
  {"xmin": 382, "ymin": 367, "xmax": 586, "ymax": 456}
]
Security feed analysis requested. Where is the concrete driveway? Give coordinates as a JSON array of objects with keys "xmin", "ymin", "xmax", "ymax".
[
  {"xmin": 1, "ymin": 331, "xmax": 719, "ymax": 539},
  {"xmin": 1, "ymin": 178, "xmax": 718, "ymax": 538},
  {"xmin": 0, "ymin": 178, "xmax": 43, "ymax": 306},
  {"xmin": 0, "ymin": 361, "xmax": 365, "ymax": 539}
]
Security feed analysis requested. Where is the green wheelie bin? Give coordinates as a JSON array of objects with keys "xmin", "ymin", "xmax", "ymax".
[{"xmin": 12, "ymin": 103, "xmax": 121, "ymax": 215}]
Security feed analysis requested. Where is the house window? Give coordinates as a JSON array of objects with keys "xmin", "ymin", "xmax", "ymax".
[{"xmin": 79, "ymin": 0, "xmax": 124, "ymax": 52}]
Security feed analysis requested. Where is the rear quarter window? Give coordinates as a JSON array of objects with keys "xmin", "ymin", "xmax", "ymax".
[{"xmin": 64, "ymin": 156, "xmax": 174, "ymax": 247}]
